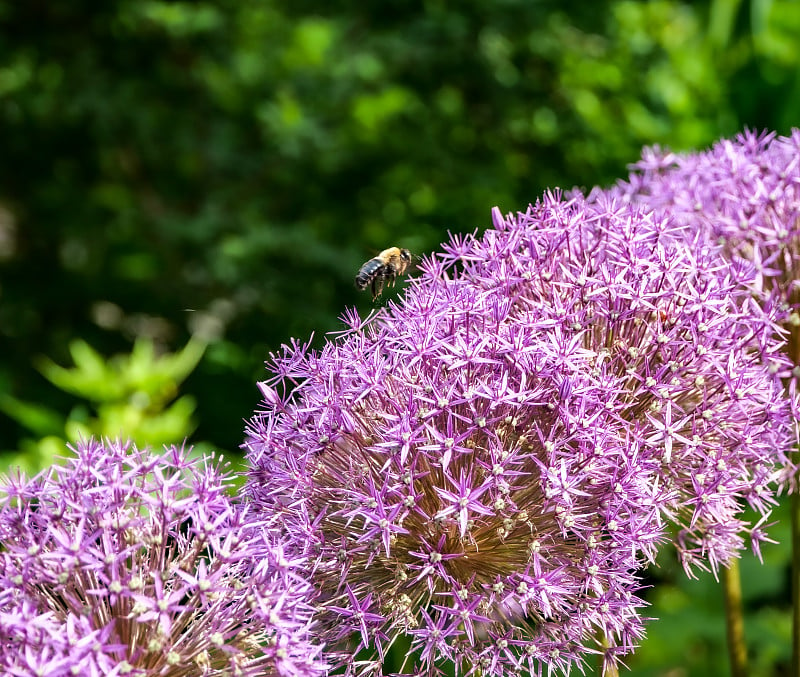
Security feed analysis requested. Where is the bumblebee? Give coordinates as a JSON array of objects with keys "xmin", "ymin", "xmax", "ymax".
[{"xmin": 355, "ymin": 247, "xmax": 413, "ymax": 300}]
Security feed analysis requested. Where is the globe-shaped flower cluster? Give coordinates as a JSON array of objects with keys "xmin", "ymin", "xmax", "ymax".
[
  {"xmin": 0, "ymin": 439, "xmax": 325, "ymax": 677},
  {"xmin": 245, "ymin": 190, "xmax": 794, "ymax": 675}
]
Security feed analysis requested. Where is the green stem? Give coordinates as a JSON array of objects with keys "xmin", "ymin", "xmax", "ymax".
[
  {"xmin": 722, "ymin": 558, "xmax": 748, "ymax": 677},
  {"xmin": 599, "ymin": 634, "xmax": 619, "ymax": 677}
]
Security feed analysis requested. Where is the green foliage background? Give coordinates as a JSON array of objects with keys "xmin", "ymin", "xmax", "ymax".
[{"xmin": 0, "ymin": 0, "xmax": 798, "ymax": 674}]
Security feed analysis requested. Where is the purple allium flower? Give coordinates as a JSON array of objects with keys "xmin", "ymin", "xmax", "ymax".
[
  {"xmin": 244, "ymin": 227, "xmax": 671, "ymax": 674},
  {"xmin": 483, "ymin": 191, "xmax": 794, "ymax": 574},
  {"xmin": 0, "ymin": 439, "xmax": 324, "ymax": 677}
]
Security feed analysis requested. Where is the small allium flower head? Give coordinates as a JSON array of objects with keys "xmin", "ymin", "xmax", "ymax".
[
  {"xmin": 246, "ymin": 220, "xmax": 670, "ymax": 674},
  {"xmin": 0, "ymin": 439, "xmax": 324, "ymax": 677},
  {"xmin": 484, "ymin": 191, "xmax": 793, "ymax": 574}
]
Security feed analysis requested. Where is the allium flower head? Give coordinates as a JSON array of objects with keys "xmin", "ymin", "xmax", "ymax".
[
  {"xmin": 245, "ymin": 211, "xmax": 679, "ymax": 675},
  {"xmin": 483, "ymin": 191, "xmax": 794, "ymax": 573},
  {"xmin": 247, "ymin": 185, "xmax": 794, "ymax": 676},
  {"xmin": 0, "ymin": 439, "xmax": 324, "ymax": 677}
]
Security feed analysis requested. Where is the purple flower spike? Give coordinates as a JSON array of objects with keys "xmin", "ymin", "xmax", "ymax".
[{"xmin": 0, "ymin": 439, "xmax": 325, "ymax": 677}]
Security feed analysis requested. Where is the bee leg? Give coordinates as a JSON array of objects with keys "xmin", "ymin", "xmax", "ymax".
[{"xmin": 385, "ymin": 265, "xmax": 397, "ymax": 289}]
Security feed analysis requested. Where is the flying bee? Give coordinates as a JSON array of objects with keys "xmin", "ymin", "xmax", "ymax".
[{"xmin": 355, "ymin": 247, "xmax": 414, "ymax": 300}]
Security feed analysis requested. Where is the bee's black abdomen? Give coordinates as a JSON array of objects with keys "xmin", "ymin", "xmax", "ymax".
[{"xmin": 355, "ymin": 258, "xmax": 384, "ymax": 289}]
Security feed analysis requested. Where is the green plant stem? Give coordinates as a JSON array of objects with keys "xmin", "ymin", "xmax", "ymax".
[
  {"xmin": 599, "ymin": 635, "xmax": 619, "ymax": 677},
  {"xmin": 722, "ymin": 558, "xmax": 747, "ymax": 677},
  {"xmin": 793, "ymin": 457, "xmax": 800, "ymax": 677}
]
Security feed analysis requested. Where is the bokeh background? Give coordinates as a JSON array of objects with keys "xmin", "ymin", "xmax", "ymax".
[{"xmin": 1, "ymin": 1, "xmax": 798, "ymax": 674}]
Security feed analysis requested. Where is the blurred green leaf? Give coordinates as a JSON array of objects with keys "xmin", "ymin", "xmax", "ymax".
[
  {"xmin": 2, "ymin": 338, "xmax": 206, "ymax": 474},
  {"xmin": 0, "ymin": 394, "xmax": 64, "ymax": 437}
]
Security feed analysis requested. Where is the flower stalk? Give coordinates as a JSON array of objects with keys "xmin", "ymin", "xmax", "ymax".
[{"xmin": 722, "ymin": 559, "xmax": 748, "ymax": 677}]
